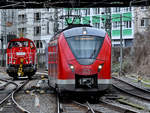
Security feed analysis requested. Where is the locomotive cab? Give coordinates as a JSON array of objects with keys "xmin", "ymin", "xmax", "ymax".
[
  {"xmin": 66, "ymin": 35, "xmax": 104, "ymax": 89},
  {"xmin": 6, "ymin": 37, "xmax": 37, "ymax": 79}
]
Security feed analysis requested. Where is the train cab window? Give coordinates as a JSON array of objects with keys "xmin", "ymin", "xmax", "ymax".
[
  {"xmin": 8, "ymin": 42, "xmax": 16, "ymax": 48},
  {"xmin": 21, "ymin": 41, "xmax": 28, "ymax": 47},
  {"xmin": 66, "ymin": 36, "xmax": 104, "ymax": 59},
  {"xmin": 17, "ymin": 41, "xmax": 28, "ymax": 47},
  {"xmin": 8, "ymin": 41, "xmax": 28, "ymax": 48},
  {"xmin": 30, "ymin": 42, "xmax": 35, "ymax": 49}
]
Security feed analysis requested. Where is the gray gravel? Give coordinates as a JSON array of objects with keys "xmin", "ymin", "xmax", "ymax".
[
  {"xmin": 14, "ymin": 72, "xmax": 56, "ymax": 113},
  {"xmin": 16, "ymin": 93, "xmax": 56, "ymax": 113}
]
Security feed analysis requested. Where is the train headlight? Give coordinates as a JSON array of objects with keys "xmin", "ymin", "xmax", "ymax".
[
  {"xmin": 98, "ymin": 64, "xmax": 103, "ymax": 72},
  {"xmin": 70, "ymin": 65, "xmax": 74, "ymax": 69},
  {"xmin": 98, "ymin": 65, "xmax": 102, "ymax": 69},
  {"xmin": 69, "ymin": 65, "xmax": 74, "ymax": 72}
]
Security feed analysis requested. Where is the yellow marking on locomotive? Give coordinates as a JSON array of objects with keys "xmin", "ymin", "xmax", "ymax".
[{"xmin": 17, "ymin": 58, "xmax": 24, "ymax": 76}]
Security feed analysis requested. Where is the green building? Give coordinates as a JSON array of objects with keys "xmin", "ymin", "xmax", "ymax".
[{"xmin": 63, "ymin": 7, "xmax": 133, "ymax": 47}]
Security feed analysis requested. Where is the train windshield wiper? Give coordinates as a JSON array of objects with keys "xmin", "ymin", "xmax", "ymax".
[{"xmin": 89, "ymin": 49, "xmax": 96, "ymax": 59}]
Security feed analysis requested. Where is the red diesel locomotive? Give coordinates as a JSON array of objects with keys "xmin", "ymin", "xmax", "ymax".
[
  {"xmin": 6, "ymin": 37, "xmax": 37, "ymax": 79},
  {"xmin": 48, "ymin": 25, "xmax": 111, "ymax": 93}
]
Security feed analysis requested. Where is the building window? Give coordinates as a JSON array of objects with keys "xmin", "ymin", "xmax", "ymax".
[
  {"xmin": 34, "ymin": 12, "xmax": 41, "ymax": 22},
  {"xmin": 34, "ymin": 26, "xmax": 41, "ymax": 36},
  {"xmin": 74, "ymin": 10, "xmax": 78, "ymax": 15},
  {"xmin": 113, "ymin": 8, "xmax": 120, "ymax": 13},
  {"xmin": 112, "ymin": 21, "xmax": 120, "ymax": 29},
  {"xmin": 125, "ymin": 39, "xmax": 133, "ymax": 47},
  {"xmin": 93, "ymin": 23, "xmax": 100, "ymax": 28},
  {"xmin": 82, "ymin": 9, "xmax": 90, "ymax": 16},
  {"xmin": 87, "ymin": 9, "xmax": 90, "ymax": 15},
  {"xmin": 93, "ymin": 8, "xmax": 100, "ymax": 14},
  {"xmin": 47, "ymin": 22, "xmax": 49, "ymax": 34},
  {"xmin": 124, "ymin": 7, "xmax": 131, "ymax": 12},
  {"xmin": 82, "ymin": 10, "xmax": 86, "ymax": 15},
  {"xmin": 124, "ymin": 21, "xmax": 132, "ymax": 28},
  {"xmin": 141, "ymin": 18, "xmax": 149, "ymax": 27},
  {"xmin": 18, "ymin": 14, "xmax": 26, "ymax": 23},
  {"xmin": 68, "ymin": 9, "xmax": 72, "ymax": 15},
  {"xmin": 35, "ymin": 40, "xmax": 43, "ymax": 48},
  {"xmin": 77, "ymin": 9, "xmax": 81, "ymax": 15},
  {"xmin": 18, "ymin": 28, "xmax": 26, "ymax": 36},
  {"xmin": 141, "ymin": 6, "xmax": 149, "ymax": 10}
]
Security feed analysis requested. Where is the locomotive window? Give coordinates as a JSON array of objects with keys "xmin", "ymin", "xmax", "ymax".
[
  {"xmin": 8, "ymin": 41, "xmax": 29, "ymax": 48},
  {"xmin": 21, "ymin": 41, "xmax": 28, "ymax": 47},
  {"xmin": 30, "ymin": 42, "xmax": 35, "ymax": 49},
  {"xmin": 66, "ymin": 36, "xmax": 104, "ymax": 59}
]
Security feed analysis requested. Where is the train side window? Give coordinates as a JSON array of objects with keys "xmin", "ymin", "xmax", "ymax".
[
  {"xmin": 8, "ymin": 43, "xmax": 13, "ymax": 49},
  {"xmin": 22, "ymin": 41, "xmax": 28, "ymax": 47},
  {"xmin": 8, "ymin": 42, "xmax": 12, "ymax": 48},
  {"xmin": 30, "ymin": 42, "xmax": 35, "ymax": 49},
  {"xmin": 8, "ymin": 42, "xmax": 17, "ymax": 48}
]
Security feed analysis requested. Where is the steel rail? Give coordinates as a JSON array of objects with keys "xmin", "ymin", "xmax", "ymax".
[
  {"xmin": 0, "ymin": 79, "xmax": 30, "ymax": 113},
  {"xmin": 112, "ymin": 76, "xmax": 150, "ymax": 93},
  {"xmin": 99, "ymin": 98, "xmax": 138, "ymax": 113},
  {"xmin": 73, "ymin": 101, "xmax": 103, "ymax": 113},
  {"xmin": 0, "ymin": 81, "xmax": 18, "ymax": 105},
  {"xmin": 57, "ymin": 93, "xmax": 60, "ymax": 113},
  {"xmin": 12, "ymin": 80, "xmax": 30, "ymax": 113},
  {"xmin": 0, "ymin": 80, "xmax": 18, "ymax": 90},
  {"xmin": 86, "ymin": 101, "xmax": 95, "ymax": 113},
  {"xmin": 0, "ymin": 78, "xmax": 9, "ymax": 82},
  {"xmin": 112, "ymin": 77, "xmax": 150, "ymax": 101}
]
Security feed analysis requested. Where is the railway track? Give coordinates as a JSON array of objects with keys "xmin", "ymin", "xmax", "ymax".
[
  {"xmin": 57, "ymin": 94, "xmax": 139, "ymax": 113},
  {"xmin": 112, "ymin": 77, "xmax": 150, "ymax": 101},
  {"xmin": 97, "ymin": 97, "xmax": 138, "ymax": 113},
  {"xmin": 57, "ymin": 94, "xmax": 98, "ymax": 113},
  {"xmin": 0, "ymin": 78, "xmax": 30, "ymax": 113},
  {"xmin": 58, "ymin": 101, "xmax": 98, "ymax": 113}
]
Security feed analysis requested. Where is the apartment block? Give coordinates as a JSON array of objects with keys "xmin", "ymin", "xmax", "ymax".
[{"xmin": 62, "ymin": 8, "xmax": 134, "ymax": 47}]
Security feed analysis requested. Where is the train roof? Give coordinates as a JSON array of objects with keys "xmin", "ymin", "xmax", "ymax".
[
  {"xmin": 9, "ymin": 37, "xmax": 33, "ymax": 42},
  {"xmin": 63, "ymin": 26, "xmax": 106, "ymax": 38}
]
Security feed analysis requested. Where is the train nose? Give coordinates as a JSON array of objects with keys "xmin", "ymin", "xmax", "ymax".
[
  {"xmin": 75, "ymin": 67, "xmax": 97, "ymax": 75},
  {"xmin": 77, "ymin": 59, "xmax": 96, "ymax": 65},
  {"xmin": 75, "ymin": 74, "xmax": 98, "ymax": 88}
]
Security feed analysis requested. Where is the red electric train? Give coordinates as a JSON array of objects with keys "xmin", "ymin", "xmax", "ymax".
[
  {"xmin": 48, "ymin": 25, "xmax": 111, "ymax": 93},
  {"xmin": 6, "ymin": 37, "xmax": 37, "ymax": 79}
]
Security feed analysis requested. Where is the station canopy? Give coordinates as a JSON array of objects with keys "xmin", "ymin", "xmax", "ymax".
[{"xmin": 0, "ymin": 0, "xmax": 150, "ymax": 8}]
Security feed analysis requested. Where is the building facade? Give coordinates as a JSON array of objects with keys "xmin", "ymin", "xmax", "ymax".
[
  {"xmin": 134, "ymin": 6, "xmax": 150, "ymax": 34},
  {"xmin": 62, "ymin": 8, "xmax": 134, "ymax": 47},
  {"xmin": 0, "ymin": 9, "xmax": 17, "ymax": 49},
  {"xmin": 17, "ymin": 9, "xmax": 55, "ymax": 53},
  {"xmin": 1, "ymin": 7, "xmax": 150, "ymax": 51}
]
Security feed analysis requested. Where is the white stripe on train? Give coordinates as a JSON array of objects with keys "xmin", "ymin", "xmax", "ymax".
[{"xmin": 56, "ymin": 79, "xmax": 112, "ymax": 84}]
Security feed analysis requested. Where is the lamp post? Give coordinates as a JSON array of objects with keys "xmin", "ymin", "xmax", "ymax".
[
  {"xmin": 1, "ymin": 9, "xmax": 7, "ymax": 67},
  {"xmin": 119, "ymin": 14, "xmax": 123, "ymax": 76},
  {"xmin": 101, "ymin": 12, "xmax": 132, "ymax": 77}
]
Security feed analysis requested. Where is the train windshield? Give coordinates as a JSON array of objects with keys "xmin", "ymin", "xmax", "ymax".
[
  {"xmin": 66, "ymin": 36, "xmax": 104, "ymax": 59},
  {"xmin": 8, "ymin": 41, "xmax": 29, "ymax": 48}
]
